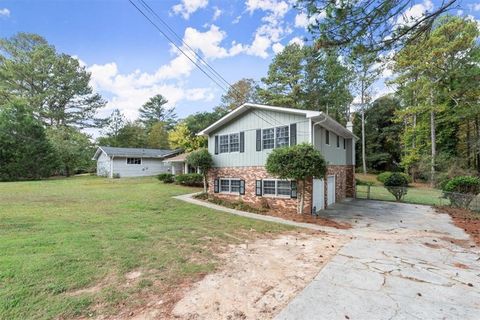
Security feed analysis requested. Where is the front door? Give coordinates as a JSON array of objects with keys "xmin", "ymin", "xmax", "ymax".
[
  {"xmin": 327, "ymin": 175, "xmax": 336, "ymax": 206},
  {"xmin": 312, "ymin": 179, "xmax": 324, "ymax": 213}
]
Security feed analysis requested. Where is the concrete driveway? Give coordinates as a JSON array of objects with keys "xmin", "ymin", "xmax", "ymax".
[{"xmin": 276, "ymin": 200, "xmax": 480, "ymax": 320}]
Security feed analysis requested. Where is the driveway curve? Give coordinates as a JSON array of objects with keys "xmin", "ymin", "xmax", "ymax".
[{"xmin": 276, "ymin": 200, "xmax": 480, "ymax": 320}]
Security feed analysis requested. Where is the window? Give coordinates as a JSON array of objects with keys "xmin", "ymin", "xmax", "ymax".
[
  {"xmin": 336, "ymin": 135, "xmax": 340, "ymax": 148},
  {"xmin": 219, "ymin": 135, "xmax": 229, "ymax": 153},
  {"xmin": 262, "ymin": 128, "xmax": 275, "ymax": 149},
  {"xmin": 262, "ymin": 180, "xmax": 291, "ymax": 197},
  {"xmin": 276, "ymin": 126, "xmax": 289, "ymax": 148},
  {"xmin": 277, "ymin": 180, "xmax": 291, "ymax": 196},
  {"xmin": 263, "ymin": 180, "xmax": 276, "ymax": 195},
  {"xmin": 343, "ymin": 138, "xmax": 346, "ymax": 150},
  {"xmin": 220, "ymin": 179, "xmax": 230, "ymax": 192},
  {"xmin": 230, "ymin": 180, "xmax": 241, "ymax": 193},
  {"xmin": 126, "ymin": 158, "xmax": 141, "ymax": 165},
  {"xmin": 229, "ymin": 133, "xmax": 240, "ymax": 152},
  {"xmin": 220, "ymin": 179, "xmax": 241, "ymax": 194},
  {"xmin": 326, "ymin": 130, "xmax": 330, "ymax": 145}
]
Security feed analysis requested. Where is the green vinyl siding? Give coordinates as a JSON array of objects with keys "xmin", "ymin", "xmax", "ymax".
[{"xmin": 208, "ymin": 109, "xmax": 310, "ymax": 167}]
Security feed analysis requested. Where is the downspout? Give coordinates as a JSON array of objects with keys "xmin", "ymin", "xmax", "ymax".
[{"xmin": 110, "ymin": 156, "xmax": 114, "ymax": 178}]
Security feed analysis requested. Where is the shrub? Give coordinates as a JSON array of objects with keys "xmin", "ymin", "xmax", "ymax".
[
  {"xmin": 175, "ymin": 173, "xmax": 203, "ymax": 187},
  {"xmin": 377, "ymin": 171, "xmax": 412, "ymax": 184},
  {"xmin": 383, "ymin": 173, "xmax": 409, "ymax": 201},
  {"xmin": 356, "ymin": 178, "xmax": 374, "ymax": 186},
  {"xmin": 112, "ymin": 173, "xmax": 120, "ymax": 179},
  {"xmin": 442, "ymin": 176, "xmax": 480, "ymax": 208},
  {"xmin": 186, "ymin": 149, "xmax": 213, "ymax": 193},
  {"xmin": 158, "ymin": 173, "xmax": 174, "ymax": 183}
]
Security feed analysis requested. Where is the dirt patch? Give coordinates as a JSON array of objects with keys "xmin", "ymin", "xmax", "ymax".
[
  {"xmin": 170, "ymin": 231, "xmax": 346, "ymax": 319},
  {"xmin": 435, "ymin": 206, "xmax": 480, "ymax": 246},
  {"xmin": 454, "ymin": 263, "xmax": 470, "ymax": 269}
]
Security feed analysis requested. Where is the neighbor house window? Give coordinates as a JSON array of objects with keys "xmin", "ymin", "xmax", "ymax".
[
  {"xmin": 229, "ymin": 133, "xmax": 240, "ymax": 152},
  {"xmin": 219, "ymin": 135, "xmax": 229, "ymax": 153},
  {"xmin": 276, "ymin": 126, "xmax": 289, "ymax": 148},
  {"xmin": 220, "ymin": 178, "xmax": 241, "ymax": 194},
  {"xmin": 337, "ymin": 135, "xmax": 340, "ymax": 148},
  {"xmin": 343, "ymin": 138, "xmax": 346, "ymax": 150},
  {"xmin": 126, "ymin": 158, "xmax": 141, "ymax": 165},
  {"xmin": 326, "ymin": 130, "xmax": 330, "ymax": 145},
  {"xmin": 262, "ymin": 128, "xmax": 275, "ymax": 149},
  {"xmin": 262, "ymin": 180, "xmax": 291, "ymax": 197}
]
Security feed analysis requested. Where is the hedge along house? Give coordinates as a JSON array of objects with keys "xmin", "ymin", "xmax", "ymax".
[
  {"xmin": 92, "ymin": 146, "xmax": 182, "ymax": 178},
  {"xmin": 198, "ymin": 103, "xmax": 357, "ymax": 214}
]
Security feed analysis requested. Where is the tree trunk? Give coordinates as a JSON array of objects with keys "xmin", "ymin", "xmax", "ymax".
[
  {"xmin": 466, "ymin": 121, "xmax": 471, "ymax": 168},
  {"xmin": 298, "ymin": 180, "xmax": 306, "ymax": 214},
  {"xmin": 476, "ymin": 116, "xmax": 480, "ymax": 173},
  {"xmin": 430, "ymin": 109, "xmax": 436, "ymax": 187},
  {"xmin": 203, "ymin": 173, "xmax": 208, "ymax": 193},
  {"xmin": 361, "ymin": 109, "xmax": 367, "ymax": 175}
]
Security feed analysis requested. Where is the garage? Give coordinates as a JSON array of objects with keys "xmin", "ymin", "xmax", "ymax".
[
  {"xmin": 312, "ymin": 178, "xmax": 324, "ymax": 213},
  {"xmin": 327, "ymin": 175, "xmax": 336, "ymax": 206}
]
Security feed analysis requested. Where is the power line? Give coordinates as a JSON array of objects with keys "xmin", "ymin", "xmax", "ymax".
[
  {"xmin": 128, "ymin": 0, "xmax": 231, "ymax": 94},
  {"xmin": 137, "ymin": 0, "xmax": 235, "ymax": 92}
]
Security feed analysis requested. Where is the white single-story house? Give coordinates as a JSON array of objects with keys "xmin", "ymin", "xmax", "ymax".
[
  {"xmin": 92, "ymin": 146, "xmax": 182, "ymax": 178},
  {"xmin": 163, "ymin": 152, "xmax": 200, "ymax": 175}
]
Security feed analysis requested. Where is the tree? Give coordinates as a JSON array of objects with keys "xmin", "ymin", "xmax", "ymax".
[
  {"xmin": 0, "ymin": 33, "xmax": 105, "ymax": 128},
  {"xmin": 168, "ymin": 122, "xmax": 205, "ymax": 151},
  {"xmin": 353, "ymin": 95, "xmax": 403, "ymax": 171},
  {"xmin": 186, "ymin": 149, "xmax": 213, "ymax": 193},
  {"xmin": 383, "ymin": 172, "xmax": 409, "ymax": 201},
  {"xmin": 0, "ymin": 100, "xmax": 58, "ymax": 181},
  {"xmin": 103, "ymin": 109, "xmax": 125, "ymax": 138},
  {"xmin": 147, "ymin": 122, "xmax": 169, "ymax": 149},
  {"xmin": 113, "ymin": 121, "xmax": 148, "ymax": 148},
  {"xmin": 138, "ymin": 94, "xmax": 176, "ymax": 129},
  {"xmin": 183, "ymin": 111, "xmax": 223, "ymax": 137},
  {"xmin": 297, "ymin": 0, "xmax": 457, "ymax": 53},
  {"xmin": 393, "ymin": 16, "xmax": 480, "ymax": 183},
  {"xmin": 258, "ymin": 44, "xmax": 305, "ymax": 108},
  {"xmin": 47, "ymin": 127, "xmax": 94, "ymax": 176},
  {"xmin": 266, "ymin": 143, "xmax": 326, "ymax": 214},
  {"xmin": 215, "ymin": 78, "xmax": 260, "ymax": 113},
  {"xmin": 303, "ymin": 47, "xmax": 353, "ymax": 122}
]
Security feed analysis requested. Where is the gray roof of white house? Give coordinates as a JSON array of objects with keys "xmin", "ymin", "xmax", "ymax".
[{"xmin": 92, "ymin": 146, "xmax": 182, "ymax": 160}]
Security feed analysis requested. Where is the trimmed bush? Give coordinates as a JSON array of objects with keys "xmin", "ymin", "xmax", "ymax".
[
  {"xmin": 158, "ymin": 173, "xmax": 174, "ymax": 183},
  {"xmin": 377, "ymin": 171, "xmax": 412, "ymax": 184},
  {"xmin": 356, "ymin": 178, "xmax": 374, "ymax": 186},
  {"xmin": 442, "ymin": 176, "xmax": 480, "ymax": 208},
  {"xmin": 383, "ymin": 172, "xmax": 409, "ymax": 201},
  {"xmin": 175, "ymin": 173, "xmax": 203, "ymax": 187}
]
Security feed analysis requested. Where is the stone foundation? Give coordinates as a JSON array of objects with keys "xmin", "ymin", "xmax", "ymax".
[{"xmin": 208, "ymin": 165, "xmax": 355, "ymax": 215}]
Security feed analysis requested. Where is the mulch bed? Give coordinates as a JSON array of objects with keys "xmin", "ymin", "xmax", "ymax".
[{"xmin": 435, "ymin": 206, "xmax": 480, "ymax": 246}]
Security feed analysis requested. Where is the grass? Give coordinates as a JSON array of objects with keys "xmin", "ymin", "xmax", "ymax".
[
  {"xmin": 0, "ymin": 176, "xmax": 292, "ymax": 319},
  {"xmin": 356, "ymin": 173, "xmax": 448, "ymax": 206}
]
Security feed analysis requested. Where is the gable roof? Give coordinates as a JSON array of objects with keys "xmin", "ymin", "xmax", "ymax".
[
  {"xmin": 197, "ymin": 103, "xmax": 357, "ymax": 139},
  {"xmin": 92, "ymin": 146, "xmax": 182, "ymax": 160},
  {"xmin": 163, "ymin": 152, "xmax": 190, "ymax": 163}
]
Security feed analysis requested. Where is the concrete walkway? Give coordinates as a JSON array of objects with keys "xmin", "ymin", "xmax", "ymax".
[
  {"xmin": 175, "ymin": 194, "xmax": 480, "ymax": 319},
  {"xmin": 276, "ymin": 201, "xmax": 480, "ymax": 320}
]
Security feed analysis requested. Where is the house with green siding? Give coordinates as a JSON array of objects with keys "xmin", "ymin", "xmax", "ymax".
[{"xmin": 198, "ymin": 103, "xmax": 357, "ymax": 214}]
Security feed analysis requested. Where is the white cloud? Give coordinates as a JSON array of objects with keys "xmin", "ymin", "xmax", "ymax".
[
  {"xmin": 294, "ymin": 13, "xmax": 309, "ymax": 28},
  {"xmin": 246, "ymin": 0, "xmax": 289, "ymax": 18},
  {"xmin": 232, "ymin": 15, "xmax": 242, "ymax": 24},
  {"xmin": 212, "ymin": 6, "xmax": 222, "ymax": 20},
  {"xmin": 288, "ymin": 36, "xmax": 304, "ymax": 47},
  {"xmin": 87, "ymin": 61, "xmax": 214, "ymax": 121},
  {"xmin": 396, "ymin": 0, "xmax": 433, "ymax": 27},
  {"xmin": 472, "ymin": 3, "xmax": 480, "ymax": 11},
  {"xmin": 245, "ymin": 34, "xmax": 272, "ymax": 58},
  {"xmin": 183, "ymin": 25, "xmax": 245, "ymax": 59},
  {"xmin": 272, "ymin": 42, "xmax": 285, "ymax": 54},
  {"xmin": 0, "ymin": 8, "xmax": 10, "ymax": 17},
  {"xmin": 172, "ymin": 0, "xmax": 208, "ymax": 19}
]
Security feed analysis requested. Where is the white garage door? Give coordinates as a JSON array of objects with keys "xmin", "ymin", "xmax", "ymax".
[
  {"xmin": 312, "ymin": 179, "xmax": 324, "ymax": 213},
  {"xmin": 327, "ymin": 175, "xmax": 336, "ymax": 206}
]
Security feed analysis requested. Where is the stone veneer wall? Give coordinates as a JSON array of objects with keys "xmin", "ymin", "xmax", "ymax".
[
  {"xmin": 208, "ymin": 166, "xmax": 313, "ymax": 214},
  {"xmin": 324, "ymin": 165, "xmax": 356, "ymax": 207}
]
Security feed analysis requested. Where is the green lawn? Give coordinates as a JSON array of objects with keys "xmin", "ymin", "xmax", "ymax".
[
  {"xmin": 356, "ymin": 184, "xmax": 448, "ymax": 206},
  {"xmin": 0, "ymin": 176, "xmax": 292, "ymax": 319}
]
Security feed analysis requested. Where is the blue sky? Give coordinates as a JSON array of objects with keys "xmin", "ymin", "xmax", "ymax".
[{"xmin": 1, "ymin": 0, "xmax": 479, "ymax": 134}]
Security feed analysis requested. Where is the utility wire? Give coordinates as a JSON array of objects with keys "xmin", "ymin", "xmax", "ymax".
[
  {"xmin": 137, "ymin": 0, "xmax": 235, "ymax": 92},
  {"xmin": 128, "ymin": 0, "xmax": 231, "ymax": 94}
]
